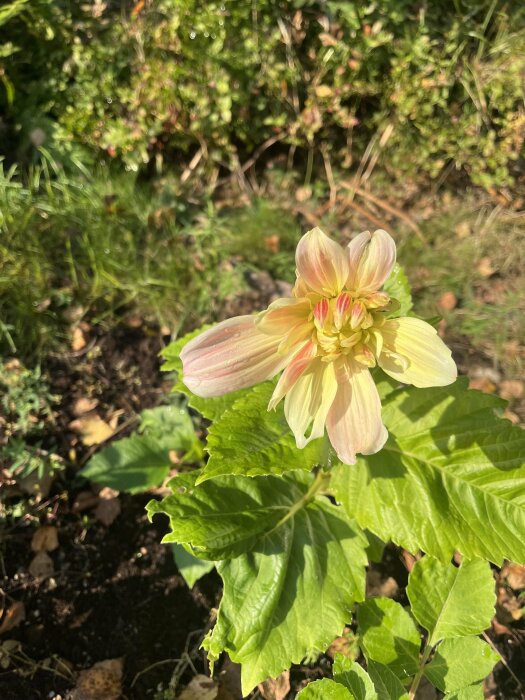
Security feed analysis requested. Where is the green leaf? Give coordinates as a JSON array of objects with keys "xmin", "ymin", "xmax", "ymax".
[
  {"xmin": 357, "ymin": 598, "xmax": 421, "ymax": 679},
  {"xmin": 139, "ymin": 403, "xmax": 202, "ymax": 457},
  {"xmin": 424, "ymin": 637, "xmax": 500, "ymax": 692},
  {"xmin": 443, "ymin": 683, "xmax": 484, "ymax": 699},
  {"xmin": 297, "ymin": 678, "xmax": 355, "ymax": 699},
  {"xmin": 407, "ymin": 557, "xmax": 495, "ymax": 645},
  {"xmin": 147, "ymin": 471, "xmax": 318, "ymax": 559},
  {"xmin": 80, "ymin": 403, "xmax": 200, "ymax": 493},
  {"xmin": 332, "ymin": 379, "xmax": 525, "ymax": 564},
  {"xmin": 80, "ymin": 434, "xmax": 173, "ymax": 493},
  {"xmin": 171, "ymin": 544, "xmax": 215, "ymax": 589},
  {"xmin": 333, "ymin": 655, "xmax": 378, "ymax": 700},
  {"xmin": 190, "ymin": 475, "xmax": 367, "ymax": 693},
  {"xmin": 199, "ymin": 382, "xmax": 325, "ymax": 482},
  {"xmin": 383, "ymin": 264, "xmax": 413, "ymax": 317},
  {"xmin": 366, "ymin": 661, "xmax": 409, "ymax": 700}
]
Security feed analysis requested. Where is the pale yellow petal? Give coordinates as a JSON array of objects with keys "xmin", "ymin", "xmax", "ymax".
[
  {"xmin": 377, "ymin": 317, "xmax": 457, "ymax": 388},
  {"xmin": 256, "ymin": 297, "xmax": 311, "ymax": 336},
  {"xmin": 268, "ymin": 341, "xmax": 317, "ymax": 410},
  {"xmin": 326, "ymin": 358, "xmax": 387, "ymax": 464},
  {"xmin": 181, "ymin": 315, "xmax": 289, "ymax": 397},
  {"xmin": 284, "ymin": 358, "xmax": 337, "ymax": 448},
  {"xmin": 295, "ymin": 227, "xmax": 349, "ymax": 296},
  {"xmin": 347, "ymin": 229, "xmax": 396, "ymax": 294}
]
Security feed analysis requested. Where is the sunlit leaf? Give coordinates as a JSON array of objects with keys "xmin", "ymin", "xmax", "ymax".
[
  {"xmin": 424, "ymin": 637, "xmax": 500, "ymax": 692},
  {"xmin": 171, "ymin": 544, "xmax": 215, "ymax": 589}
]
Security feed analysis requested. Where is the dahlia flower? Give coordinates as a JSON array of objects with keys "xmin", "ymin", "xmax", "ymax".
[{"xmin": 181, "ymin": 227, "xmax": 456, "ymax": 464}]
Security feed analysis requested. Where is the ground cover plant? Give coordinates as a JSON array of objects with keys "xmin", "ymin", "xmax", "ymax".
[{"xmin": 1, "ymin": 0, "xmax": 525, "ymax": 698}]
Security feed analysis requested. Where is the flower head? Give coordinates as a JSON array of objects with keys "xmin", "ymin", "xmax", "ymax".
[{"xmin": 181, "ymin": 227, "xmax": 457, "ymax": 464}]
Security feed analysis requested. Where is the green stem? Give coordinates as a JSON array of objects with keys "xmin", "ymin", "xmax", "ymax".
[
  {"xmin": 272, "ymin": 469, "xmax": 330, "ymax": 532},
  {"xmin": 408, "ymin": 642, "xmax": 433, "ymax": 700}
]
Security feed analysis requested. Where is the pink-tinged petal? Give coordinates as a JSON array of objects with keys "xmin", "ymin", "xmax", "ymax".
[
  {"xmin": 268, "ymin": 341, "xmax": 318, "ymax": 410},
  {"xmin": 377, "ymin": 317, "xmax": 457, "ymax": 388},
  {"xmin": 326, "ymin": 358, "xmax": 388, "ymax": 465},
  {"xmin": 181, "ymin": 315, "xmax": 289, "ymax": 398},
  {"xmin": 284, "ymin": 358, "xmax": 338, "ymax": 448},
  {"xmin": 313, "ymin": 298, "xmax": 329, "ymax": 326},
  {"xmin": 347, "ymin": 229, "xmax": 396, "ymax": 294},
  {"xmin": 256, "ymin": 298, "xmax": 311, "ymax": 336},
  {"xmin": 334, "ymin": 292, "xmax": 351, "ymax": 330},
  {"xmin": 296, "ymin": 227, "xmax": 349, "ymax": 296}
]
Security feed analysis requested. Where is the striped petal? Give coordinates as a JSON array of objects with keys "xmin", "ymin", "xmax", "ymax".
[
  {"xmin": 256, "ymin": 298, "xmax": 311, "ymax": 336},
  {"xmin": 296, "ymin": 227, "xmax": 349, "ymax": 297},
  {"xmin": 377, "ymin": 317, "xmax": 457, "ymax": 388},
  {"xmin": 268, "ymin": 341, "xmax": 318, "ymax": 410},
  {"xmin": 181, "ymin": 315, "xmax": 289, "ymax": 398},
  {"xmin": 347, "ymin": 229, "xmax": 396, "ymax": 294},
  {"xmin": 326, "ymin": 358, "xmax": 387, "ymax": 465},
  {"xmin": 284, "ymin": 358, "xmax": 338, "ymax": 448}
]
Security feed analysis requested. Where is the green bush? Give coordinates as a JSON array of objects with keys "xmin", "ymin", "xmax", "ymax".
[{"xmin": 1, "ymin": 0, "xmax": 524, "ymax": 189}]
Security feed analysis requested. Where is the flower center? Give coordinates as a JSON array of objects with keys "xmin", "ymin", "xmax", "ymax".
[{"xmin": 312, "ymin": 291, "xmax": 391, "ymax": 366}]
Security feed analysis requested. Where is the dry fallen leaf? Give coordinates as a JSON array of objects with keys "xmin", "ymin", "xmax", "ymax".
[
  {"xmin": 71, "ymin": 658, "xmax": 123, "ymax": 700},
  {"xmin": 499, "ymin": 380, "xmax": 524, "ymax": 401},
  {"xmin": 314, "ymin": 84, "xmax": 333, "ymax": 98},
  {"xmin": 295, "ymin": 186, "xmax": 312, "ymax": 202},
  {"xmin": 0, "ymin": 601, "xmax": 25, "ymax": 635},
  {"xmin": 264, "ymin": 235, "xmax": 280, "ymax": 254},
  {"xmin": 73, "ymin": 397, "xmax": 100, "ymax": 417},
  {"xmin": 178, "ymin": 674, "xmax": 218, "ymax": 700},
  {"xmin": 469, "ymin": 377, "xmax": 496, "ymax": 394},
  {"xmin": 502, "ymin": 563, "xmax": 525, "ymax": 591},
  {"xmin": 71, "ymin": 326, "xmax": 87, "ymax": 351},
  {"xmin": 454, "ymin": 221, "xmax": 471, "ymax": 239},
  {"xmin": 258, "ymin": 670, "xmax": 290, "ymax": 700},
  {"xmin": 69, "ymin": 414, "xmax": 114, "ymax": 446},
  {"xmin": 94, "ymin": 487, "xmax": 121, "ymax": 527},
  {"xmin": 437, "ymin": 291, "xmax": 457, "ymax": 311},
  {"xmin": 326, "ymin": 626, "xmax": 359, "ymax": 661},
  {"xmin": 477, "ymin": 256, "xmax": 495, "ymax": 278},
  {"xmin": 29, "ymin": 551, "xmax": 54, "ymax": 579},
  {"xmin": 31, "ymin": 525, "xmax": 59, "ymax": 553}
]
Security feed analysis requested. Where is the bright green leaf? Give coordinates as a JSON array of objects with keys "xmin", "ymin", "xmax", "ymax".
[
  {"xmin": 424, "ymin": 637, "xmax": 500, "ymax": 692},
  {"xmin": 297, "ymin": 678, "xmax": 355, "ymax": 699},
  {"xmin": 333, "ymin": 655, "xmax": 378, "ymax": 700},
  {"xmin": 383, "ymin": 263, "xmax": 413, "ymax": 317},
  {"xmin": 80, "ymin": 434, "xmax": 173, "ymax": 493},
  {"xmin": 171, "ymin": 544, "xmax": 215, "ymax": 589},
  {"xmin": 147, "ymin": 471, "xmax": 319, "ymax": 559},
  {"xmin": 197, "ymin": 484, "xmax": 367, "ymax": 692},
  {"xmin": 443, "ymin": 682, "xmax": 484, "ymax": 699},
  {"xmin": 199, "ymin": 382, "xmax": 325, "ymax": 482},
  {"xmin": 332, "ymin": 379, "xmax": 525, "ymax": 564},
  {"xmin": 357, "ymin": 598, "xmax": 421, "ymax": 678},
  {"xmin": 407, "ymin": 557, "xmax": 495, "ymax": 644},
  {"xmin": 139, "ymin": 403, "xmax": 201, "ymax": 457},
  {"xmin": 366, "ymin": 661, "xmax": 409, "ymax": 700}
]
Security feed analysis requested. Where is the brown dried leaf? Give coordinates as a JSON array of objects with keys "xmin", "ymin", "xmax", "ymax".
[
  {"xmin": 94, "ymin": 488, "xmax": 121, "ymax": 527},
  {"xmin": 437, "ymin": 291, "xmax": 457, "ymax": 311},
  {"xmin": 499, "ymin": 380, "xmax": 524, "ymax": 401},
  {"xmin": 502, "ymin": 563, "xmax": 525, "ymax": 591},
  {"xmin": 69, "ymin": 414, "xmax": 114, "ymax": 446},
  {"xmin": 0, "ymin": 601, "xmax": 25, "ymax": 635},
  {"xmin": 258, "ymin": 671, "xmax": 290, "ymax": 700},
  {"xmin": 178, "ymin": 674, "xmax": 218, "ymax": 700},
  {"xmin": 31, "ymin": 525, "xmax": 59, "ymax": 553},
  {"xmin": 71, "ymin": 658, "xmax": 123, "ymax": 700},
  {"xmin": 454, "ymin": 221, "xmax": 471, "ymax": 239},
  {"xmin": 477, "ymin": 256, "xmax": 495, "ymax": 278},
  {"xmin": 71, "ymin": 327, "xmax": 87, "ymax": 351},
  {"xmin": 73, "ymin": 397, "xmax": 100, "ymax": 416},
  {"xmin": 469, "ymin": 377, "xmax": 496, "ymax": 394},
  {"xmin": 29, "ymin": 551, "xmax": 54, "ymax": 579}
]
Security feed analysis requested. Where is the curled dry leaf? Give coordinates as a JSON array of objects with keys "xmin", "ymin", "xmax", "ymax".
[
  {"xmin": 0, "ymin": 601, "xmax": 25, "ymax": 635},
  {"xmin": 71, "ymin": 658, "xmax": 123, "ymax": 700},
  {"xmin": 501, "ymin": 563, "xmax": 525, "ymax": 591},
  {"xmin": 437, "ymin": 291, "xmax": 457, "ymax": 311},
  {"xmin": 69, "ymin": 414, "xmax": 114, "ymax": 446},
  {"xmin": 178, "ymin": 674, "xmax": 218, "ymax": 700},
  {"xmin": 73, "ymin": 397, "xmax": 100, "ymax": 417},
  {"xmin": 71, "ymin": 326, "xmax": 87, "ymax": 351},
  {"xmin": 258, "ymin": 670, "xmax": 290, "ymax": 700},
  {"xmin": 31, "ymin": 525, "xmax": 59, "ymax": 553},
  {"xmin": 94, "ymin": 487, "xmax": 121, "ymax": 527},
  {"xmin": 28, "ymin": 551, "xmax": 54, "ymax": 579},
  {"xmin": 499, "ymin": 380, "xmax": 524, "ymax": 401}
]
